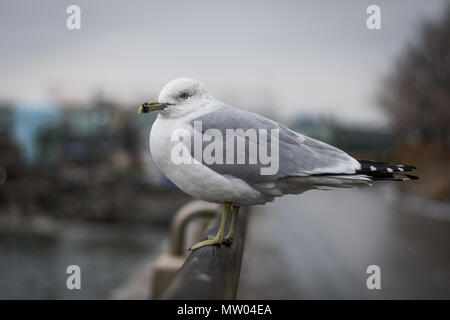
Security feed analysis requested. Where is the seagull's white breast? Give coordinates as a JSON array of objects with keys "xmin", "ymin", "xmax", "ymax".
[{"xmin": 149, "ymin": 110, "xmax": 265, "ymax": 205}]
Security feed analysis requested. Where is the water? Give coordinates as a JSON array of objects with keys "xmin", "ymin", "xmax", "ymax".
[
  {"xmin": 0, "ymin": 220, "xmax": 165, "ymax": 299},
  {"xmin": 238, "ymin": 184, "xmax": 450, "ymax": 299}
]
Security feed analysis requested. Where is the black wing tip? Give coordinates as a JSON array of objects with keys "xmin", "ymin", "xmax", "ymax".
[
  {"xmin": 367, "ymin": 173, "xmax": 420, "ymax": 181},
  {"xmin": 357, "ymin": 160, "xmax": 417, "ymax": 173},
  {"xmin": 401, "ymin": 164, "xmax": 417, "ymax": 171}
]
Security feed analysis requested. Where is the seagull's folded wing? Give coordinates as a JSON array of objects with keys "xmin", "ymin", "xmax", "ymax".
[{"xmin": 189, "ymin": 103, "xmax": 361, "ymax": 183}]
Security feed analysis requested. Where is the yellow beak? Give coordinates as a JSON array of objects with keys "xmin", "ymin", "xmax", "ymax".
[{"xmin": 138, "ymin": 101, "xmax": 170, "ymax": 114}]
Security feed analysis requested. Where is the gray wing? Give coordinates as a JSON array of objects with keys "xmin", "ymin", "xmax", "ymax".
[{"xmin": 189, "ymin": 104, "xmax": 360, "ymax": 183}]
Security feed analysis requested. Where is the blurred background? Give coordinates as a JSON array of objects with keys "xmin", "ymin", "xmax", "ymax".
[{"xmin": 0, "ymin": 0, "xmax": 449, "ymax": 299}]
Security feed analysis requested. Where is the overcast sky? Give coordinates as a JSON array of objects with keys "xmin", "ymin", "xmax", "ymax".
[{"xmin": 0, "ymin": 0, "xmax": 448, "ymax": 125}]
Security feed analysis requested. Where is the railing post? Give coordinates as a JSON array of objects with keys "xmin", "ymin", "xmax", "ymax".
[
  {"xmin": 151, "ymin": 201, "xmax": 219, "ymax": 299},
  {"xmin": 160, "ymin": 209, "xmax": 248, "ymax": 300}
]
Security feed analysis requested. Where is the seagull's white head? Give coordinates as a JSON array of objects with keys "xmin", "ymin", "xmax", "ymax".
[{"xmin": 138, "ymin": 78, "xmax": 214, "ymax": 118}]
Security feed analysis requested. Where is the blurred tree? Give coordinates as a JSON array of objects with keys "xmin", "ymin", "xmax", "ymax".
[
  {"xmin": 379, "ymin": 3, "xmax": 450, "ymax": 145},
  {"xmin": 0, "ymin": 103, "xmax": 23, "ymax": 178}
]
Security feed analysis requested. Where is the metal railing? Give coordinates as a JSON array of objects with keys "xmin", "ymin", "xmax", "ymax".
[{"xmin": 158, "ymin": 202, "xmax": 248, "ymax": 300}]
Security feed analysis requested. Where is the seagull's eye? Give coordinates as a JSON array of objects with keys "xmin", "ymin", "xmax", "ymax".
[{"xmin": 179, "ymin": 92, "xmax": 189, "ymax": 100}]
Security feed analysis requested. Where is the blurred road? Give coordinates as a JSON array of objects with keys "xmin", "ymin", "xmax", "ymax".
[{"xmin": 238, "ymin": 184, "xmax": 450, "ymax": 299}]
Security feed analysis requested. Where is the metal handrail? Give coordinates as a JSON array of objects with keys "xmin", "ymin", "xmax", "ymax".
[
  {"xmin": 169, "ymin": 201, "xmax": 220, "ymax": 256},
  {"xmin": 161, "ymin": 208, "xmax": 248, "ymax": 300}
]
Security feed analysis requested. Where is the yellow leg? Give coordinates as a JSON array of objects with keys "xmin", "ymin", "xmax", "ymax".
[
  {"xmin": 224, "ymin": 205, "xmax": 239, "ymax": 245},
  {"xmin": 190, "ymin": 202, "xmax": 232, "ymax": 251}
]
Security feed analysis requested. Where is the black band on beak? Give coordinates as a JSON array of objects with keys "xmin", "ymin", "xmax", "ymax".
[{"xmin": 141, "ymin": 102, "xmax": 150, "ymax": 113}]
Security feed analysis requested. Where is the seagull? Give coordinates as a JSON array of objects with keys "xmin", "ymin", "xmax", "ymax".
[{"xmin": 138, "ymin": 78, "xmax": 418, "ymax": 251}]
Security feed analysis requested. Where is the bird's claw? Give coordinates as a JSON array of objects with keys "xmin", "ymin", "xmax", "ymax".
[
  {"xmin": 189, "ymin": 236, "xmax": 223, "ymax": 251},
  {"xmin": 222, "ymin": 237, "xmax": 234, "ymax": 246}
]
